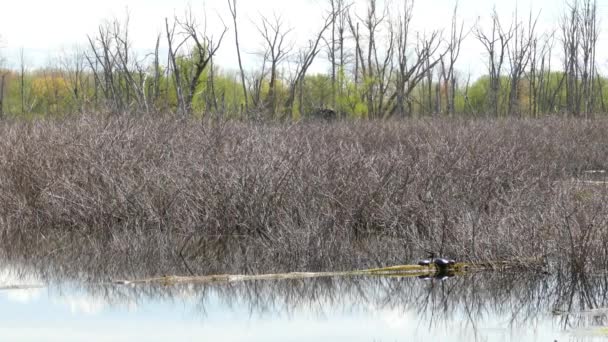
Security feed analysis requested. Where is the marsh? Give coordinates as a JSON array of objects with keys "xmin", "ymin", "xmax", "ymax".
[{"xmin": 0, "ymin": 116, "xmax": 606, "ymax": 340}]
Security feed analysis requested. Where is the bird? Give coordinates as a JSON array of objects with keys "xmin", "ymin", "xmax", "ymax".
[
  {"xmin": 432, "ymin": 256, "xmax": 451, "ymax": 269},
  {"xmin": 418, "ymin": 258, "xmax": 432, "ymax": 267},
  {"xmin": 423, "ymin": 251, "xmax": 456, "ymax": 271}
]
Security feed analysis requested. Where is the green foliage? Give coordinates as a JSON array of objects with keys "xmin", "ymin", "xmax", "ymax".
[
  {"xmin": 337, "ymin": 80, "xmax": 367, "ymax": 118},
  {"xmin": 467, "ymin": 76, "xmax": 489, "ymax": 113},
  {"xmin": 466, "ymin": 76, "xmax": 510, "ymax": 115},
  {"xmin": 3, "ymin": 51, "xmax": 608, "ymax": 118},
  {"xmin": 300, "ymin": 74, "xmax": 332, "ymax": 115},
  {"xmin": 334, "ymin": 68, "xmax": 367, "ymax": 118}
]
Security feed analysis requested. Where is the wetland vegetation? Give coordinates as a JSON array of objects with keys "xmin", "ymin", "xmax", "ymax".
[
  {"xmin": 0, "ymin": 116, "xmax": 606, "ymax": 281},
  {"xmin": 0, "ymin": 0, "xmax": 608, "ymax": 339}
]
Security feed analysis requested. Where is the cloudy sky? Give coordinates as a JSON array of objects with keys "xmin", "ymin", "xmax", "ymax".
[{"xmin": 1, "ymin": 0, "xmax": 607, "ymax": 79}]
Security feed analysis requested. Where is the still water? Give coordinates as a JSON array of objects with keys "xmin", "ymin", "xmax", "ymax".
[{"xmin": 0, "ymin": 265, "xmax": 607, "ymax": 341}]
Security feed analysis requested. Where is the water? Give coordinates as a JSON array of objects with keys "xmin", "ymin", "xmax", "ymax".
[{"xmin": 1, "ymin": 264, "xmax": 607, "ymax": 341}]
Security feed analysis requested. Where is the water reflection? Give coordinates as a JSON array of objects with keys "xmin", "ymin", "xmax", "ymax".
[{"xmin": 2, "ymin": 262, "xmax": 608, "ymax": 341}]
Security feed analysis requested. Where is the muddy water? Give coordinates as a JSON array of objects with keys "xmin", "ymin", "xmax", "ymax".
[{"xmin": 0, "ymin": 265, "xmax": 607, "ymax": 342}]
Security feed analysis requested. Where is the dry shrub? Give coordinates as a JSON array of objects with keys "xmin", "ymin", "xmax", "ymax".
[{"xmin": 0, "ymin": 115, "xmax": 606, "ymax": 277}]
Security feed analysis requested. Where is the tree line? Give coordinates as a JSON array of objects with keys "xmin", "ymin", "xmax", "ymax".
[{"xmin": 0, "ymin": 0, "xmax": 605, "ymax": 119}]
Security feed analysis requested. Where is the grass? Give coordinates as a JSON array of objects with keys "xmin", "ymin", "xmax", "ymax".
[{"xmin": 0, "ymin": 114, "xmax": 606, "ymax": 279}]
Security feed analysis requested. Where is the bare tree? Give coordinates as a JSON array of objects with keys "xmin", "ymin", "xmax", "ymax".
[
  {"xmin": 347, "ymin": 16, "xmax": 363, "ymax": 91},
  {"xmin": 0, "ymin": 73, "xmax": 5, "ymax": 118},
  {"xmin": 248, "ymin": 52, "xmax": 269, "ymax": 112},
  {"xmin": 363, "ymin": 0, "xmax": 382, "ymax": 118},
  {"xmin": 228, "ymin": 0, "xmax": 249, "ymax": 115},
  {"xmin": 579, "ymin": 0, "xmax": 598, "ymax": 116},
  {"xmin": 111, "ymin": 15, "xmax": 152, "ymax": 114},
  {"xmin": 564, "ymin": 5, "xmax": 578, "ymax": 114},
  {"xmin": 0, "ymin": 37, "xmax": 6, "ymax": 118},
  {"xmin": 328, "ymin": 0, "xmax": 338, "ymax": 109},
  {"xmin": 441, "ymin": 2, "xmax": 467, "ymax": 116},
  {"xmin": 0, "ymin": 34, "xmax": 4, "ymax": 64},
  {"xmin": 507, "ymin": 10, "xmax": 538, "ymax": 116},
  {"xmin": 165, "ymin": 8, "xmax": 227, "ymax": 116},
  {"xmin": 59, "ymin": 47, "xmax": 89, "ymax": 114},
  {"xmin": 558, "ymin": 0, "xmax": 599, "ymax": 116},
  {"xmin": 86, "ymin": 22, "xmax": 122, "ymax": 112},
  {"xmin": 204, "ymin": 53, "xmax": 219, "ymax": 115},
  {"xmin": 528, "ymin": 31, "xmax": 557, "ymax": 116},
  {"xmin": 19, "ymin": 48, "xmax": 28, "ymax": 114},
  {"xmin": 391, "ymin": 0, "xmax": 443, "ymax": 117},
  {"xmin": 256, "ymin": 14, "xmax": 292, "ymax": 117},
  {"xmin": 475, "ymin": 9, "xmax": 515, "ymax": 117},
  {"xmin": 346, "ymin": 0, "xmax": 396, "ymax": 119},
  {"xmin": 326, "ymin": 0, "xmax": 351, "ymax": 113},
  {"xmin": 336, "ymin": 1, "xmax": 352, "ymax": 116},
  {"xmin": 284, "ymin": 14, "xmax": 333, "ymax": 118},
  {"xmin": 86, "ymin": 15, "xmax": 163, "ymax": 115},
  {"xmin": 149, "ymin": 34, "xmax": 163, "ymax": 112}
]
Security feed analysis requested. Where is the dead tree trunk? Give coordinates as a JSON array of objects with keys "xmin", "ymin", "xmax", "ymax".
[
  {"xmin": 285, "ymin": 15, "xmax": 333, "ymax": 118},
  {"xmin": 474, "ymin": 10, "xmax": 514, "ymax": 117},
  {"xmin": 507, "ymin": 10, "xmax": 538, "ymax": 117},
  {"xmin": 165, "ymin": 10, "xmax": 227, "ymax": 116},
  {"xmin": 228, "ymin": 0, "xmax": 249, "ymax": 115},
  {"xmin": 257, "ymin": 14, "xmax": 292, "ymax": 118},
  {"xmin": 0, "ymin": 73, "xmax": 5, "ymax": 118},
  {"xmin": 443, "ymin": 2, "xmax": 466, "ymax": 116},
  {"xmin": 392, "ymin": 0, "xmax": 443, "ymax": 118}
]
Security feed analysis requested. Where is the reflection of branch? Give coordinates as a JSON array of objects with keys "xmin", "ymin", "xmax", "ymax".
[
  {"xmin": 9, "ymin": 247, "xmax": 608, "ymax": 337},
  {"xmin": 179, "ymin": 233, "xmax": 195, "ymax": 276}
]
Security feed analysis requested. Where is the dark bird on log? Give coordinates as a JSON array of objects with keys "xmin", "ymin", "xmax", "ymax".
[{"xmin": 422, "ymin": 252, "xmax": 456, "ymax": 270}]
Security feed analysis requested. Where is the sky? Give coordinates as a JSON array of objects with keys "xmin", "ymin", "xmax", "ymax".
[{"xmin": 1, "ymin": 0, "xmax": 608, "ymax": 80}]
